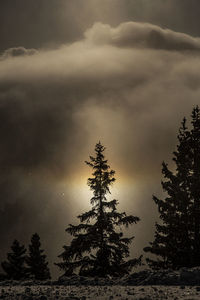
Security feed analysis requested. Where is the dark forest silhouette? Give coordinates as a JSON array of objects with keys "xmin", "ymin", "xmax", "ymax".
[
  {"xmin": 2, "ymin": 107, "xmax": 200, "ymax": 280},
  {"xmin": 144, "ymin": 106, "xmax": 200, "ymax": 270},
  {"xmin": 1, "ymin": 234, "xmax": 50, "ymax": 280}
]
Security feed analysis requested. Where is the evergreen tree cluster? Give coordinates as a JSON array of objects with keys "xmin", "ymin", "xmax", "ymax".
[
  {"xmin": 144, "ymin": 106, "xmax": 200, "ymax": 270},
  {"xmin": 1, "ymin": 233, "xmax": 51, "ymax": 280}
]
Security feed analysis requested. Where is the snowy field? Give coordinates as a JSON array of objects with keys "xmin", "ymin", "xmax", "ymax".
[
  {"xmin": 2, "ymin": 268, "xmax": 200, "ymax": 299},
  {"xmin": 1, "ymin": 285, "xmax": 200, "ymax": 299}
]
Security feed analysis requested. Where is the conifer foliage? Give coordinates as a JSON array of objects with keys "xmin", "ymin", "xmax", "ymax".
[
  {"xmin": 144, "ymin": 106, "xmax": 200, "ymax": 269},
  {"xmin": 56, "ymin": 142, "xmax": 141, "ymax": 277},
  {"xmin": 26, "ymin": 233, "xmax": 51, "ymax": 280},
  {"xmin": 1, "ymin": 240, "xmax": 27, "ymax": 280}
]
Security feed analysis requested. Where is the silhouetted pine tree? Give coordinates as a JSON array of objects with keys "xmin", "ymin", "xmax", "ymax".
[
  {"xmin": 1, "ymin": 240, "xmax": 27, "ymax": 280},
  {"xmin": 144, "ymin": 106, "xmax": 200, "ymax": 269},
  {"xmin": 26, "ymin": 233, "xmax": 51, "ymax": 280},
  {"xmin": 56, "ymin": 142, "xmax": 141, "ymax": 277}
]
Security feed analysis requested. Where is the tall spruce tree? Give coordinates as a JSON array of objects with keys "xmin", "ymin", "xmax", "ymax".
[
  {"xmin": 1, "ymin": 240, "xmax": 27, "ymax": 280},
  {"xmin": 26, "ymin": 233, "xmax": 51, "ymax": 280},
  {"xmin": 144, "ymin": 106, "xmax": 200, "ymax": 269},
  {"xmin": 56, "ymin": 142, "xmax": 141, "ymax": 277}
]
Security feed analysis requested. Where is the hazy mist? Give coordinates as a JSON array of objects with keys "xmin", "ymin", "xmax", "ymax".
[{"xmin": 1, "ymin": 0, "xmax": 200, "ymax": 277}]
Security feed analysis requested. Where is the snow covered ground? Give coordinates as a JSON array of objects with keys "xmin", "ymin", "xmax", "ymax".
[
  {"xmin": 2, "ymin": 268, "xmax": 200, "ymax": 299},
  {"xmin": 1, "ymin": 285, "xmax": 200, "ymax": 299}
]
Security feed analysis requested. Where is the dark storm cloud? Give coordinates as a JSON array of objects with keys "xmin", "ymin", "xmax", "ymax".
[{"xmin": 1, "ymin": 21, "xmax": 200, "ymax": 276}]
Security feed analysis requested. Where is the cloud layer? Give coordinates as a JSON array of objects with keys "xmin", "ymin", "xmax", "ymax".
[
  {"xmin": 1, "ymin": 47, "xmax": 38, "ymax": 59},
  {"xmin": 85, "ymin": 22, "xmax": 200, "ymax": 51},
  {"xmin": 1, "ymin": 21, "xmax": 200, "ymax": 277}
]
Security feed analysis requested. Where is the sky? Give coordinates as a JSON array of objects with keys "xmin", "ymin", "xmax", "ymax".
[{"xmin": 1, "ymin": 0, "xmax": 200, "ymax": 278}]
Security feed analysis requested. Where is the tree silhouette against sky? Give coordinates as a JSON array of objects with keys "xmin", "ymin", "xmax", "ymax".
[
  {"xmin": 26, "ymin": 233, "xmax": 51, "ymax": 280},
  {"xmin": 1, "ymin": 240, "xmax": 27, "ymax": 280},
  {"xmin": 56, "ymin": 142, "xmax": 141, "ymax": 277},
  {"xmin": 144, "ymin": 106, "xmax": 200, "ymax": 269}
]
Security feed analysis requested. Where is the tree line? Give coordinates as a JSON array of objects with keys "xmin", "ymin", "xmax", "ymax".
[
  {"xmin": 1, "ymin": 106, "xmax": 200, "ymax": 279},
  {"xmin": 144, "ymin": 106, "xmax": 200, "ymax": 270},
  {"xmin": 0, "ymin": 233, "xmax": 51, "ymax": 280}
]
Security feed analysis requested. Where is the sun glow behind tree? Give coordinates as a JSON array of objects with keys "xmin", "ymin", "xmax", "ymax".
[{"xmin": 56, "ymin": 142, "xmax": 141, "ymax": 276}]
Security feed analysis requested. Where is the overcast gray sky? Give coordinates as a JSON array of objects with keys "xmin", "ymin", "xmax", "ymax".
[{"xmin": 1, "ymin": 0, "xmax": 200, "ymax": 278}]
